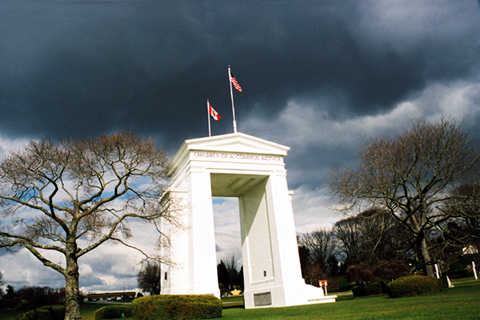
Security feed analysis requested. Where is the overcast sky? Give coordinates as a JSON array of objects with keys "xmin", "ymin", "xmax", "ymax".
[{"xmin": 1, "ymin": 0, "xmax": 480, "ymax": 293}]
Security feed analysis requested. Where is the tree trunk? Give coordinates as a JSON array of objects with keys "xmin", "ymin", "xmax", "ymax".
[
  {"xmin": 419, "ymin": 237, "xmax": 434, "ymax": 277},
  {"xmin": 65, "ymin": 251, "xmax": 82, "ymax": 320}
]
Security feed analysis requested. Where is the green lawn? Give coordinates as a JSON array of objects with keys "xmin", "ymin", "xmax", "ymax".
[
  {"xmin": 221, "ymin": 278, "xmax": 480, "ymax": 319},
  {"xmin": 0, "ymin": 309, "xmax": 22, "ymax": 320},
  {"xmin": 2, "ymin": 278, "xmax": 479, "ymax": 320},
  {"xmin": 0, "ymin": 303, "xmax": 113, "ymax": 320},
  {"xmin": 80, "ymin": 303, "xmax": 113, "ymax": 320}
]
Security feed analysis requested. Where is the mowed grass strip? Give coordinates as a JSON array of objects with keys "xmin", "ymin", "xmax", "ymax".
[
  {"xmin": 80, "ymin": 303, "xmax": 112, "ymax": 320},
  {"xmin": 0, "ymin": 309, "xmax": 22, "ymax": 320},
  {"xmin": 222, "ymin": 295, "xmax": 245, "ymax": 308},
  {"xmin": 1, "ymin": 278, "xmax": 479, "ymax": 320},
  {"xmin": 221, "ymin": 279, "xmax": 480, "ymax": 320}
]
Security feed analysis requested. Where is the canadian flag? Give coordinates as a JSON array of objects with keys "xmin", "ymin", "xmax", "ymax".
[{"xmin": 209, "ymin": 102, "xmax": 221, "ymax": 122}]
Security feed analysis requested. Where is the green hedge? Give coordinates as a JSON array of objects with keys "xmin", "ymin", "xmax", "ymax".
[
  {"xmin": 132, "ymin": 294, "xmax": 222, "ymax": 320},
  {"xmin": 95, "ymin": 305, "xmax": 133, "ymax": 320},
  {"xmin": 351, "ymin": 281, "xmax": 385, "ymax": 297},
  {"xmin": 338, "ymin": 278, "xmax": 352, "ymax": 291},
  {"xmin": 387, "ymin": 276, "xmax": 442, "ymax": 298},
  {"xmin": 16, "ymin": 305, "xmax": 65, "ymax": 320}
]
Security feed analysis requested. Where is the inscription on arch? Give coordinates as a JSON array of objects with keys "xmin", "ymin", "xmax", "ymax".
[{"xmin": 192, "ymin": 151, "xmax": 282, "ymax": 162}]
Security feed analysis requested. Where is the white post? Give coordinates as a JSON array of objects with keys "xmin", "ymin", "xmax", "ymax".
[
  {"xmin": 207, "ymin": 100, "xmax": 211, "ymax": 137},
  {"xmin": 435, "ymin": 264, "xmax": 440, "ymax": 279},
  {"xmin": 473, "ymin": 261, "xmax": 478, "ymax": 280},
  {"xmin": 228, "ymin": 65, "xmax": 237, "ymax": 133},
  {"xmin": 319, "ymin": 280, "xmax": 328, "ymax": 296}
]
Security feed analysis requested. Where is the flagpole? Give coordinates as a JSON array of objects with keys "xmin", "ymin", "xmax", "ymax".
[
  {"xmin": 228, "ymin": 65, "xmax": 238, "ymax": 133},
  {"xmin": 207, "ymin": 99, "xmax": 211, "ymax": 137}
]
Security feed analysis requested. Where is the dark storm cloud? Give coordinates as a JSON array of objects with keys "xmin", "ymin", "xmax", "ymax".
[
  {"xmin": 287, "ymin": 143, "xmax": 358, "ymax": 189},
  {"xmin": 2, "ymin": 0, "xmax": 480, "ymax": 292},
  {"xmin": 79, "ymin": 273, "xmax": 105, "ymax": 288},
  {"xmin": 1, "ymin": 1, "xmax": 479, "ymax": 153}
]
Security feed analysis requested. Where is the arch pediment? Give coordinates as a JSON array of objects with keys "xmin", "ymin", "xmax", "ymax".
[
  {"xmin": 184, "ymin": 133, "xmax": 288, "ymax": 155},
  {"xmin": 169, "ymin": 133, "xmax": 289, "ymax": 175}
]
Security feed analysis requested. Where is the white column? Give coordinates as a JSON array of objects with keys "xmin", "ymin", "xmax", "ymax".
[{"xmin": 187, "ymin": 166, "xmax": 220, "ymax": 297}]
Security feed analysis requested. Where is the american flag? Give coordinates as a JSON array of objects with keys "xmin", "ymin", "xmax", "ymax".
[{"xmin": 230, "ymin": 72, "xmax": 242, "ymax": 92}]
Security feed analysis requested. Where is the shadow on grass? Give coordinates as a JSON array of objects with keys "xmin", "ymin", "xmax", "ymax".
[
  {"xmin": 222, "ymin": 296, "xmax": 245, "ymax": 309},
  {"xmin": 222, "ymin": 293, "xmax": 357, "ymax": 307},
  {"xmin": 335, "ymin": 294, "xmax": 355, "ymax": 302}
]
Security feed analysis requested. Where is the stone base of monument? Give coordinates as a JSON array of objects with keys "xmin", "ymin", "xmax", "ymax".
[{"xmin": 244, "ymin": 282, "xmax": 337, "ymax": 309}]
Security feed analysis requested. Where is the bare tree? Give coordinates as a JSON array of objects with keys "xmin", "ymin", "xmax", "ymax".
[
  {"xmin": 216, "ymin": 260, "xmax": 230, "ymax": 291},
  {"xmin": 441, "ymin": 184, "xmax": 480, "ymax": 249},
  {"xmin": 355, "ymin": 208, "xmax": 413, "ymax": 264},
  {"xmin": 0, "ymin": 270, "xmax": 4, "ymax": 298},
  {"xmin": 221, "ymin": 253, "xmax": 239, "ymax": 286},
  {"xmin": 0, "ymin": 132, "xmax": 178, "ymax": 320},
  {"xmin": 428, "ymin": 184, "xmax": 480, "ymax": 266},
  {"xmin": 300, "ymin": 228, "xmax": 336, "ymax": 273},
  {"xmin": 303, "ymin": 261, "xmax": 327, "ymax": 286},
  {"xmin": 329, "ymin": 118, "xmax": 480, "ymax": 276},
  {"xmin": 137, "ymin": 260, "xmax": 161, "ymax": 295},
  {"xmin": 332, "ymin": 208, "xmax": 413, "ymax": 273},
  {"xmin": 333, "ymin": 217, "xmax": 361, "ymax": 267}
]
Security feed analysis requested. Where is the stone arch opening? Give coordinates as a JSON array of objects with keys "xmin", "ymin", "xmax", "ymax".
[
  {"xmin": 212, "ymin": 196, "xmax": 241, "ymax": 268},
  {"xmin": 211, "ymin": 173, "xmax": 275, "ymax": 290}
]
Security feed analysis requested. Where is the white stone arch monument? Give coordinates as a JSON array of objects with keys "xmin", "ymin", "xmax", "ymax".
[{"xmin": 161, "ymin": 133, "xmax": 336, "ymax": 308}]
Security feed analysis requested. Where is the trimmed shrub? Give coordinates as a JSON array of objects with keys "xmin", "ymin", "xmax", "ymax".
[
  {"xmin": 132, "ymin": 294, "xmax": 222, "ymax": 320},
  {"xmin": 16, "ymin": 305, "xmax": 65, "ymax": 320},
  {"xmin": 338, "ymin": 278, "xmax": 352, "ymax": 291},
  {"xmin": 351, "ymin": 285, "xmax": 362, "ymax": 297},
  {"xmin": 387, "ymin": 276, "xmax": 442, "ymax": 298},
  {"xmin": 95, "ymin": 305, "xmax": 133, "ymax": 320},
  {"xmin": 351, "ymin": 281, "xmax": 384, "ymax": 297}
]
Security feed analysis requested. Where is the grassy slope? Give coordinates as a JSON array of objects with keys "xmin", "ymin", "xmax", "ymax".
[
  {"xmin": 0, "ymin": 303, "xmax": 112, "ymax": 320},
  {"xmin": 80, "ymin": 303, "xmax": 112, "ymax": 320},
  {"xmin": 1, "ymin": 309, "xmax": 22, "ymax": 320},
  {"xmin": 2, "ymin": 278, "xmax": 479, "ymax": 320},
  {"xmin": 221, "ymin": 278, "xmax": 480, "ymax": 320}
]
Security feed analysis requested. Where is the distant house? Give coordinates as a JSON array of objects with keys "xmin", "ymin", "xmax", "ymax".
[
  {"xmin": 86, "ymin": 291, "xmax": 136, "ymax": 301},
  {"xmin": 463, "ymin": 245, "xmax": 479, "ymax": 255}
]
